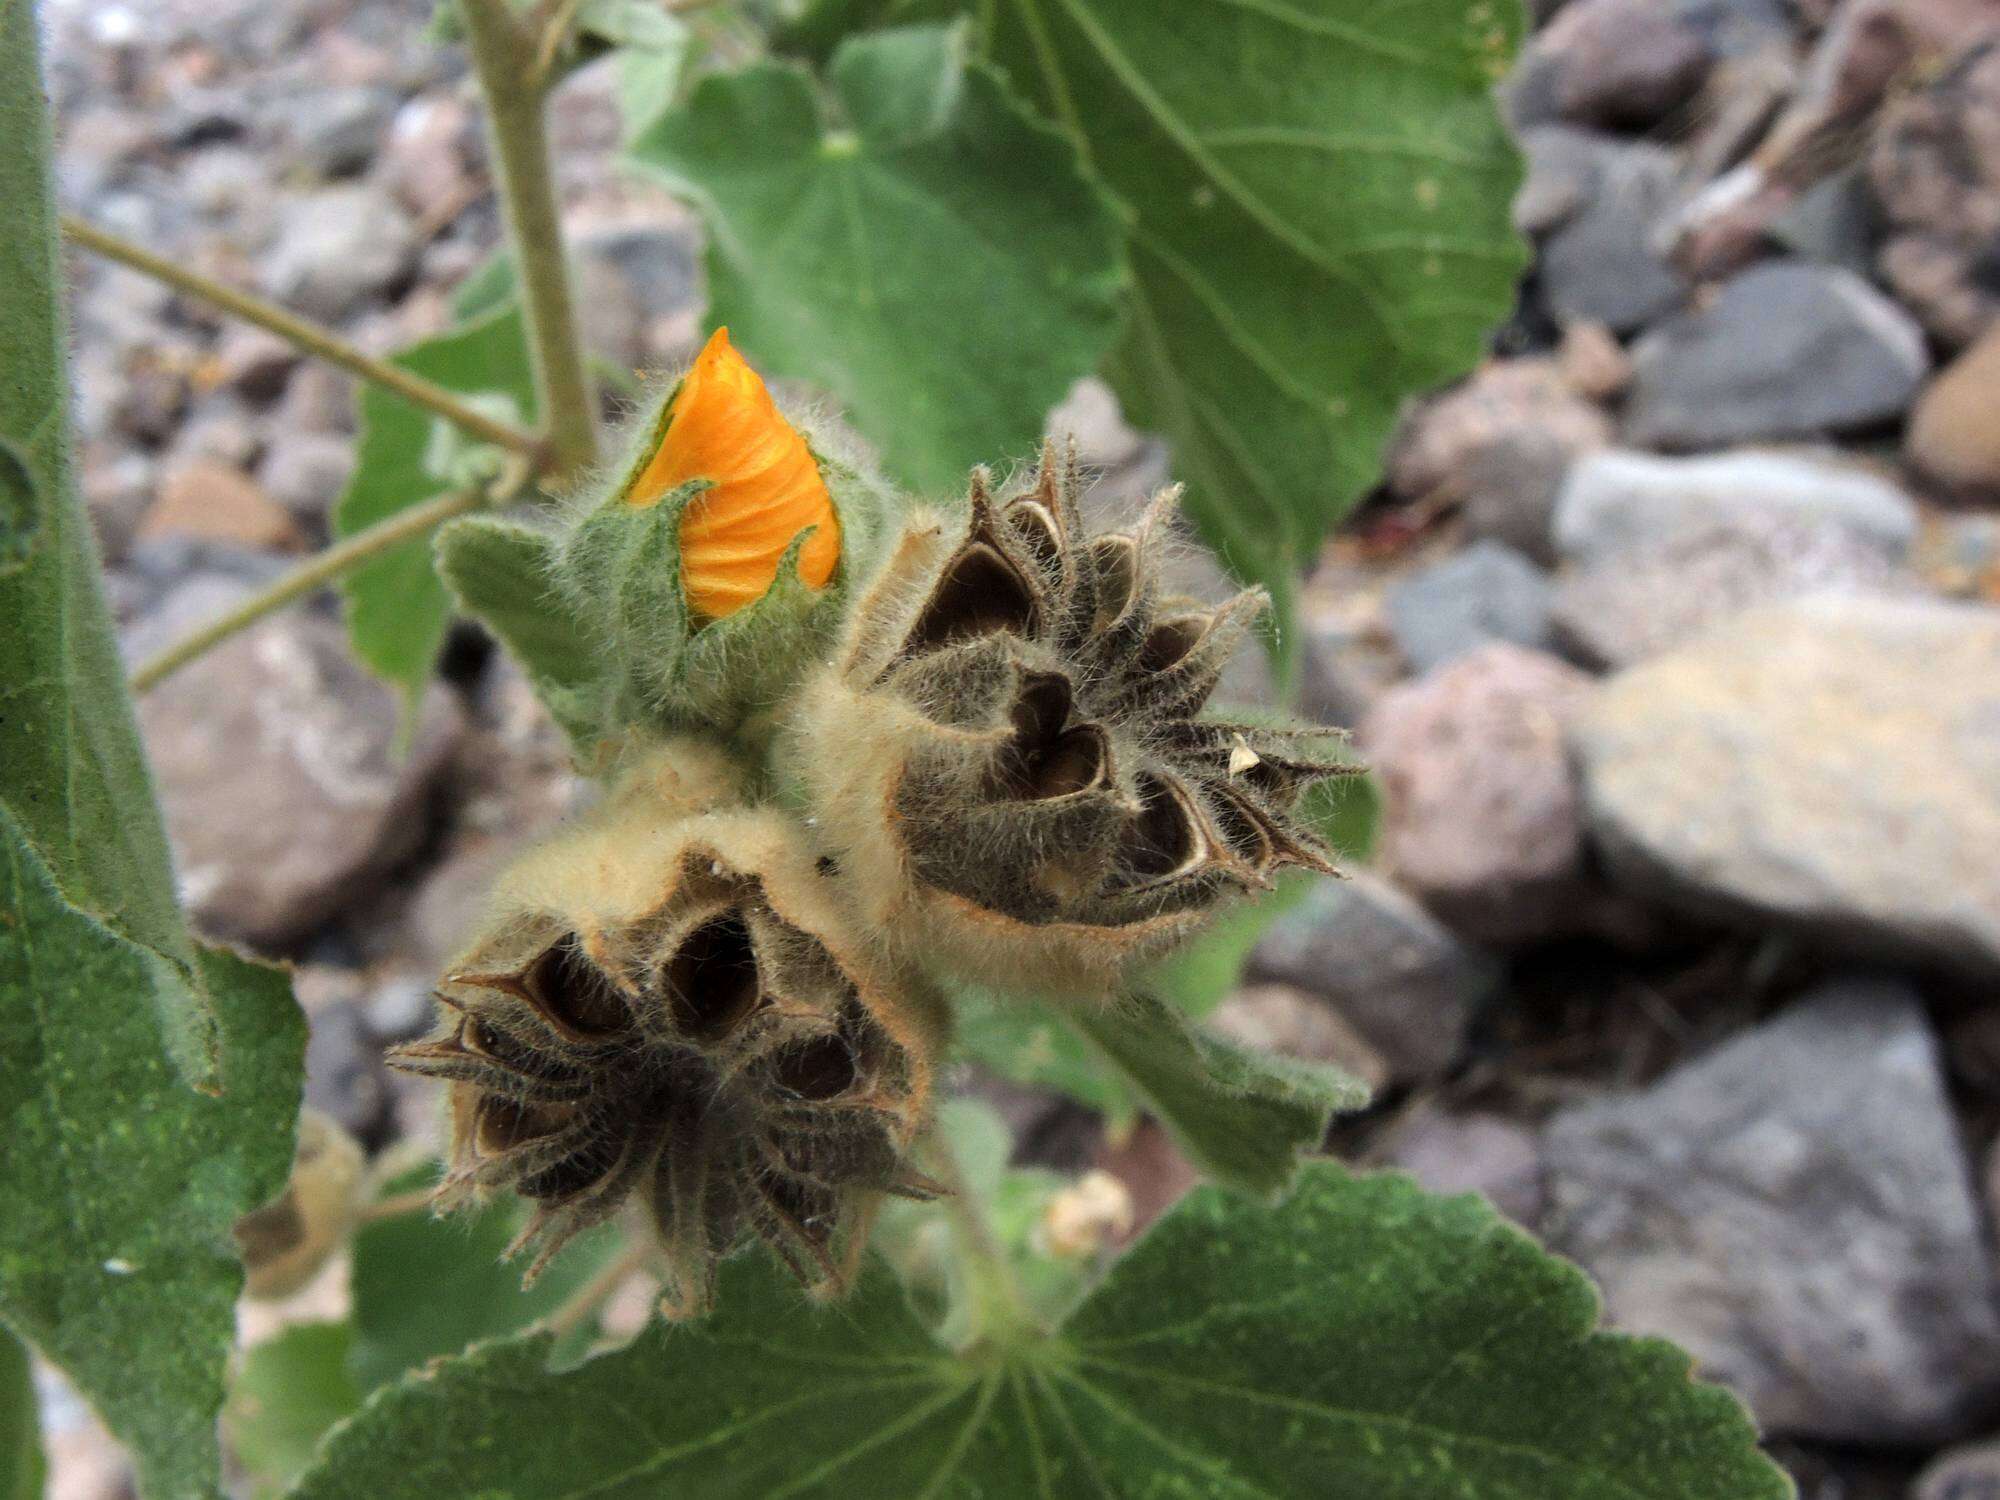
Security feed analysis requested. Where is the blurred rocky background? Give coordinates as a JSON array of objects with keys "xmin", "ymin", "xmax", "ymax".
[{"xmin": 33, "ymin": 0, "xmax": 2000, "ymax": 1494}]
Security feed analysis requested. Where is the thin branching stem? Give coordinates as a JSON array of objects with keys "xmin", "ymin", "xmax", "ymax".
[
  {"xmin": 928, "ymin": 1135, "xmax": 1038, "ymax": 1348},
  {"xmin": 541, "ymin": 1240, "xmax": 653, "ymax": 1344},
  {"xmin": 459, "ymin": 0, "xmax": 599, "ymax": 483},
  {"xmin": 61, "ymin": 214, "xmax": 545, "ymax": 463},
  {"xmin": 128, "ymin": 471, "xmax": 523, "ymax": 694}
]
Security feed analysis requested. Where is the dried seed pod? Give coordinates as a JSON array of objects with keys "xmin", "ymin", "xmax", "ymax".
[
  {"xmin": 790, "ymin": 442, "xmax": 1358, "ymax": 996},
  {"xmin": 234, "ymin": 1108, "xmax": 366, "ymax": 1299},
  {"xmin": 389, "ymin": 742, "xmax": 941, "ymax": 1315}
]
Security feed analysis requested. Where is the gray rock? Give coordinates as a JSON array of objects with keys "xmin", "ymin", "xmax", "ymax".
[
  {"xmin": 1386, "ymin": 357, "xmax": 1612, "ymax": 505},
  {"xmin": 1917, "ymin": 1439, "xmax": 2000, "ymax": 1500},
  {"xmin": 135, "ymin": 598, "xmax": 463, "ymax": 947},
  {"xmin": 1247, "ymin": 868, "xmax": 1499, "ymax": 1081},
  {"xmin": 1363, "ymin": 644, "xmax": 1596, "ymax": 943},
  {"xmin": 1545, "ymin": 977, "xmax": 2000, "ymax": 1443},
  {"xmin": 1625, "ymin": 263, "xmax": 1930, "ymax": 449},
  {"xmin": 1523, "ymin": 128, "xmax": 1688, "ymax": 334},
  {"xmin": 259, "ymin": 429, "xmax": 355, "ymax": 522},
  {"xmin": 1379, "ymin": 1108, "xmax": 1545, "ymax": 1228},
  {"xmin": 1576, "ymin": 594, "xmax": 2000, "ymax": 978},
  {"xmin": 285, "ymin": 84, "xmax": 397, "ymax": 179},
  {"xmin": 1384, "ymin": 542, "xmax": 1555, "ymax": 673},
  {"xmin": 1531, "ymin": 0, "xmax": 1713, "ymax": 131},
  {"xmin": 302, "ymin": 993, "xmax": 394, "ymax": 1147},
  {"xmin": 1554, "ymin": 512, "xmax": 1910, "ymax": 668},
  {"xmin": 1552, "ymin": 448, "xmax": 1920, "ymax": 564},
  {"xmin": 1459, "ymin": 427, "xmax": 1577, "ymax": 563},
  {"xmin": 261, "ymin": 184, "xmax": 417, "ymax": 323}
]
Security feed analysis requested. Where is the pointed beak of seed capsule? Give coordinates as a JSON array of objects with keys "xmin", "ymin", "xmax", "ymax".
[{"xmin": 623, "ymin": 326, "xmax": 842, "ymax": 619}]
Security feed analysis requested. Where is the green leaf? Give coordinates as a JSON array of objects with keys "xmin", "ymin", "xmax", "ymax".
[
  {"xmin": 982, "ymin": 0, "xmax": 1527, "ymax": 688},
  {"xmin": 290, "ymin": 1167, "xmax": 1790, "ymax": 1500},
  {"xmin": 956, "ymin": 987, "xmax": 1142, "ymax": 1134},
  {"xmin": 434, "ymin": 516, "xmax": 606, "ymax": 748},
  {"xmin": 775, "ymin": 0, "xmax": 969, "ymax": 63},
  {"xmin": 225, "ymin": 1324, "xmax": 363, "ymax": 1499},
  {"xmin": 627, "ymin": 22, "xmax": 1128, "ymax": 494},
  {"xmin": 335, "ymin": 308, "xmax": 537, "ymax": 713},
  {"xmin": 0, "ymin": 813, "xmax": 306, "ymax": 1500},
  {"xmin": 1069, "ymin": 988, "xmax": 1366, "ymax": 1197},
  {"xmin": 0, "ymin": 0, "xmax": 217, "ymax": 1084},
  {"xmin": 0, "ymin": 1329, "xmax": 42, "ymax": 1500},
  {"xmin": 348, "ymin": 1166, "xmax": 620, "ymax": 1393}
]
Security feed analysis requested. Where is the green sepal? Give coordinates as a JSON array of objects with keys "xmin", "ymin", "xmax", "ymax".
[{"xmin": 433, "ymin": 515, "xmax": 609, "ymax": 752}]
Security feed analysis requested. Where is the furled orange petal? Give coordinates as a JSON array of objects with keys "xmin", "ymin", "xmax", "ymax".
[{"xmin": 624, "ymin": 327, "xmax": 841, "ymax": 619}]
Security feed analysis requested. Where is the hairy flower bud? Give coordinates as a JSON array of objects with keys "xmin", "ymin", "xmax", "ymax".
[
  {"xmin": 389, "ymin": 742, "xmax": 940, "ymax": 1314},
  {"xmin": 624, "ymin": 326, "xmax": 841, "ymax": 620},
  {"xmin": 789, "ymin": 443, "xmax": 1356, "ymax": 996}
]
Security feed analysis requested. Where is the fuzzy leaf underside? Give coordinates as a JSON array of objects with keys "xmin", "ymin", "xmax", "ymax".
[
  {"xmin": 346, "ymin": 1165, "xmax": 621, "ymax": 1394},
  {"xmin": 334, "ymin": 308, "xmax": 537, "ymax": 714},
  {"xmin": 288, "ymin": 1166, "xmax": 1789, "ymax": 1500},
  {"xmin": 627, "ymin": 23, "xmax": 1128, "ymax": 495},
  {"xmin": 434, "ymin": 515, "xmax": 607, "ymax": 748},
  {"xmin": 0, "ymin": 0, "xmax": 218, "ymax": 1084},
  {"xmin": 1069, "ymin": 989, "xmax": 1367, "ymax": 1197},
  {"xmin": 0, "ymin": 813, "xmax": 306, "ymax": 1500},
  {"xmin": 983, "ymin": 0, "xmax": 1527, "ymax": 684}
]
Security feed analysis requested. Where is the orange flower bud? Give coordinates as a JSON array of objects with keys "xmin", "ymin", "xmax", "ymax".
[{"xmin": 623, "ymin": 327, "xmax": 841, "ymax": 619}]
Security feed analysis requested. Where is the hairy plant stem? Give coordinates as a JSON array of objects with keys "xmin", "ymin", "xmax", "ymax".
[
  {"xmin": 61, "ymin": 214, "xmax": 545, "ymax": 463},
  {"xmin": 541, "ymin": 1240, "xmax": 653, "ymax": 1343},
  {"xmin": 459, "ymin": 0, "xmax": 599, "ymax": 483},
  {"xmin": 929, "ymin": 1137, "xmax": 1038, "ymax": 1350},
  {"xmin": 128, "ymin": 476, "xmax": 518, "ymax": 694}
]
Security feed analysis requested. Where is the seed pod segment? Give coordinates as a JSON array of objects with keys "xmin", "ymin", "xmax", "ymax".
[
  {"xmin": 389, "ymin": 742, "xmax": 940, "ymax": 1315},
  {"xmin": 791, "ymin": 442, "xmax": 1359, "ymax": 997}
]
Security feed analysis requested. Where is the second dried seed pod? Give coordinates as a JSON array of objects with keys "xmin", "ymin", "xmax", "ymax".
[
  {"xmin": 390, "ymin": 742, "xmax": 940, "ymax": 1316},
  {"xmin": 790, "ymin": 443, "xmax": 1357, "ymax": 998}
]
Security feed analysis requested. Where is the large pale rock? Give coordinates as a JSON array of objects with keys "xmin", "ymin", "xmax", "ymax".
[
  {"xmin": 1552, "ymin": 448, "xmax": 1920, "ymax": 564},
  {"xmin": 1247, "ymin": 869, "xmax": 1498, "ymax": 1081},
  {"xmin": 1362, "ymin": 645, "xmax": 1596, "ymax": 942},
  {"xmin": 1545, "ymin": 978, "xmax": 2000, "ymax": 1443},
  {"xmin": 136, "ymin": 598, "xmax": 463, "ymax": 947},
  {"xmin": 1575, "ymin": 594, "xmax": 2000, "ymax": 978},
  {"xmin": 1625, "ymin": 263, "xmax": 1929, "ymax": 449}
]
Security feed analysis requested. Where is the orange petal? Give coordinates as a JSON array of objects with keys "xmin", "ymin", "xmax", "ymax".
[{"xmin": 623, "ymin": 327, "xmax": 840, "ymax": 619}]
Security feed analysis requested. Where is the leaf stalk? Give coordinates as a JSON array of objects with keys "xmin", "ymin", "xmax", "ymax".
[{"xmin": 60, "ymin": 214, "xmax": 546, "ymax": 464}]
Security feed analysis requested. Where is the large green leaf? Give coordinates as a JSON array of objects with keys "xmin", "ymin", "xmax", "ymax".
[
  {"xmin": 347, "ymin": 1165, "xmax": 620, "ymax": 1392},
  {"xmin": 225, "ymin": 1323, "xmax": 363, "ymax": 1499},
  {"xmin": 983, "ymin": 0, "xmax": 1527, "ymax": 689},
  {"xmin": 0, "ymin": 1330, "xmax": 41, "ymax": 1500},
  {"xmin": 628, "ymin": 22, "xmax": 1128, "ymax": 494},
  {"xmin": 775, "ymin": 0, "xmax": 968, "ymax": 61},
  {"xmin": 0, "ymin": 813, "xmax": 306, "ymax": 1500},
  {"xmin": 334, "ymin": 308, "xmax": 536, "ymax": 713},
  {"xmin": 0, "ymin": 0, "xmax": 217, "ymax": 1083},
  {"xmin": 289, "ymin": 1167, "xmax": 1789, "ymax": 1499}
]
